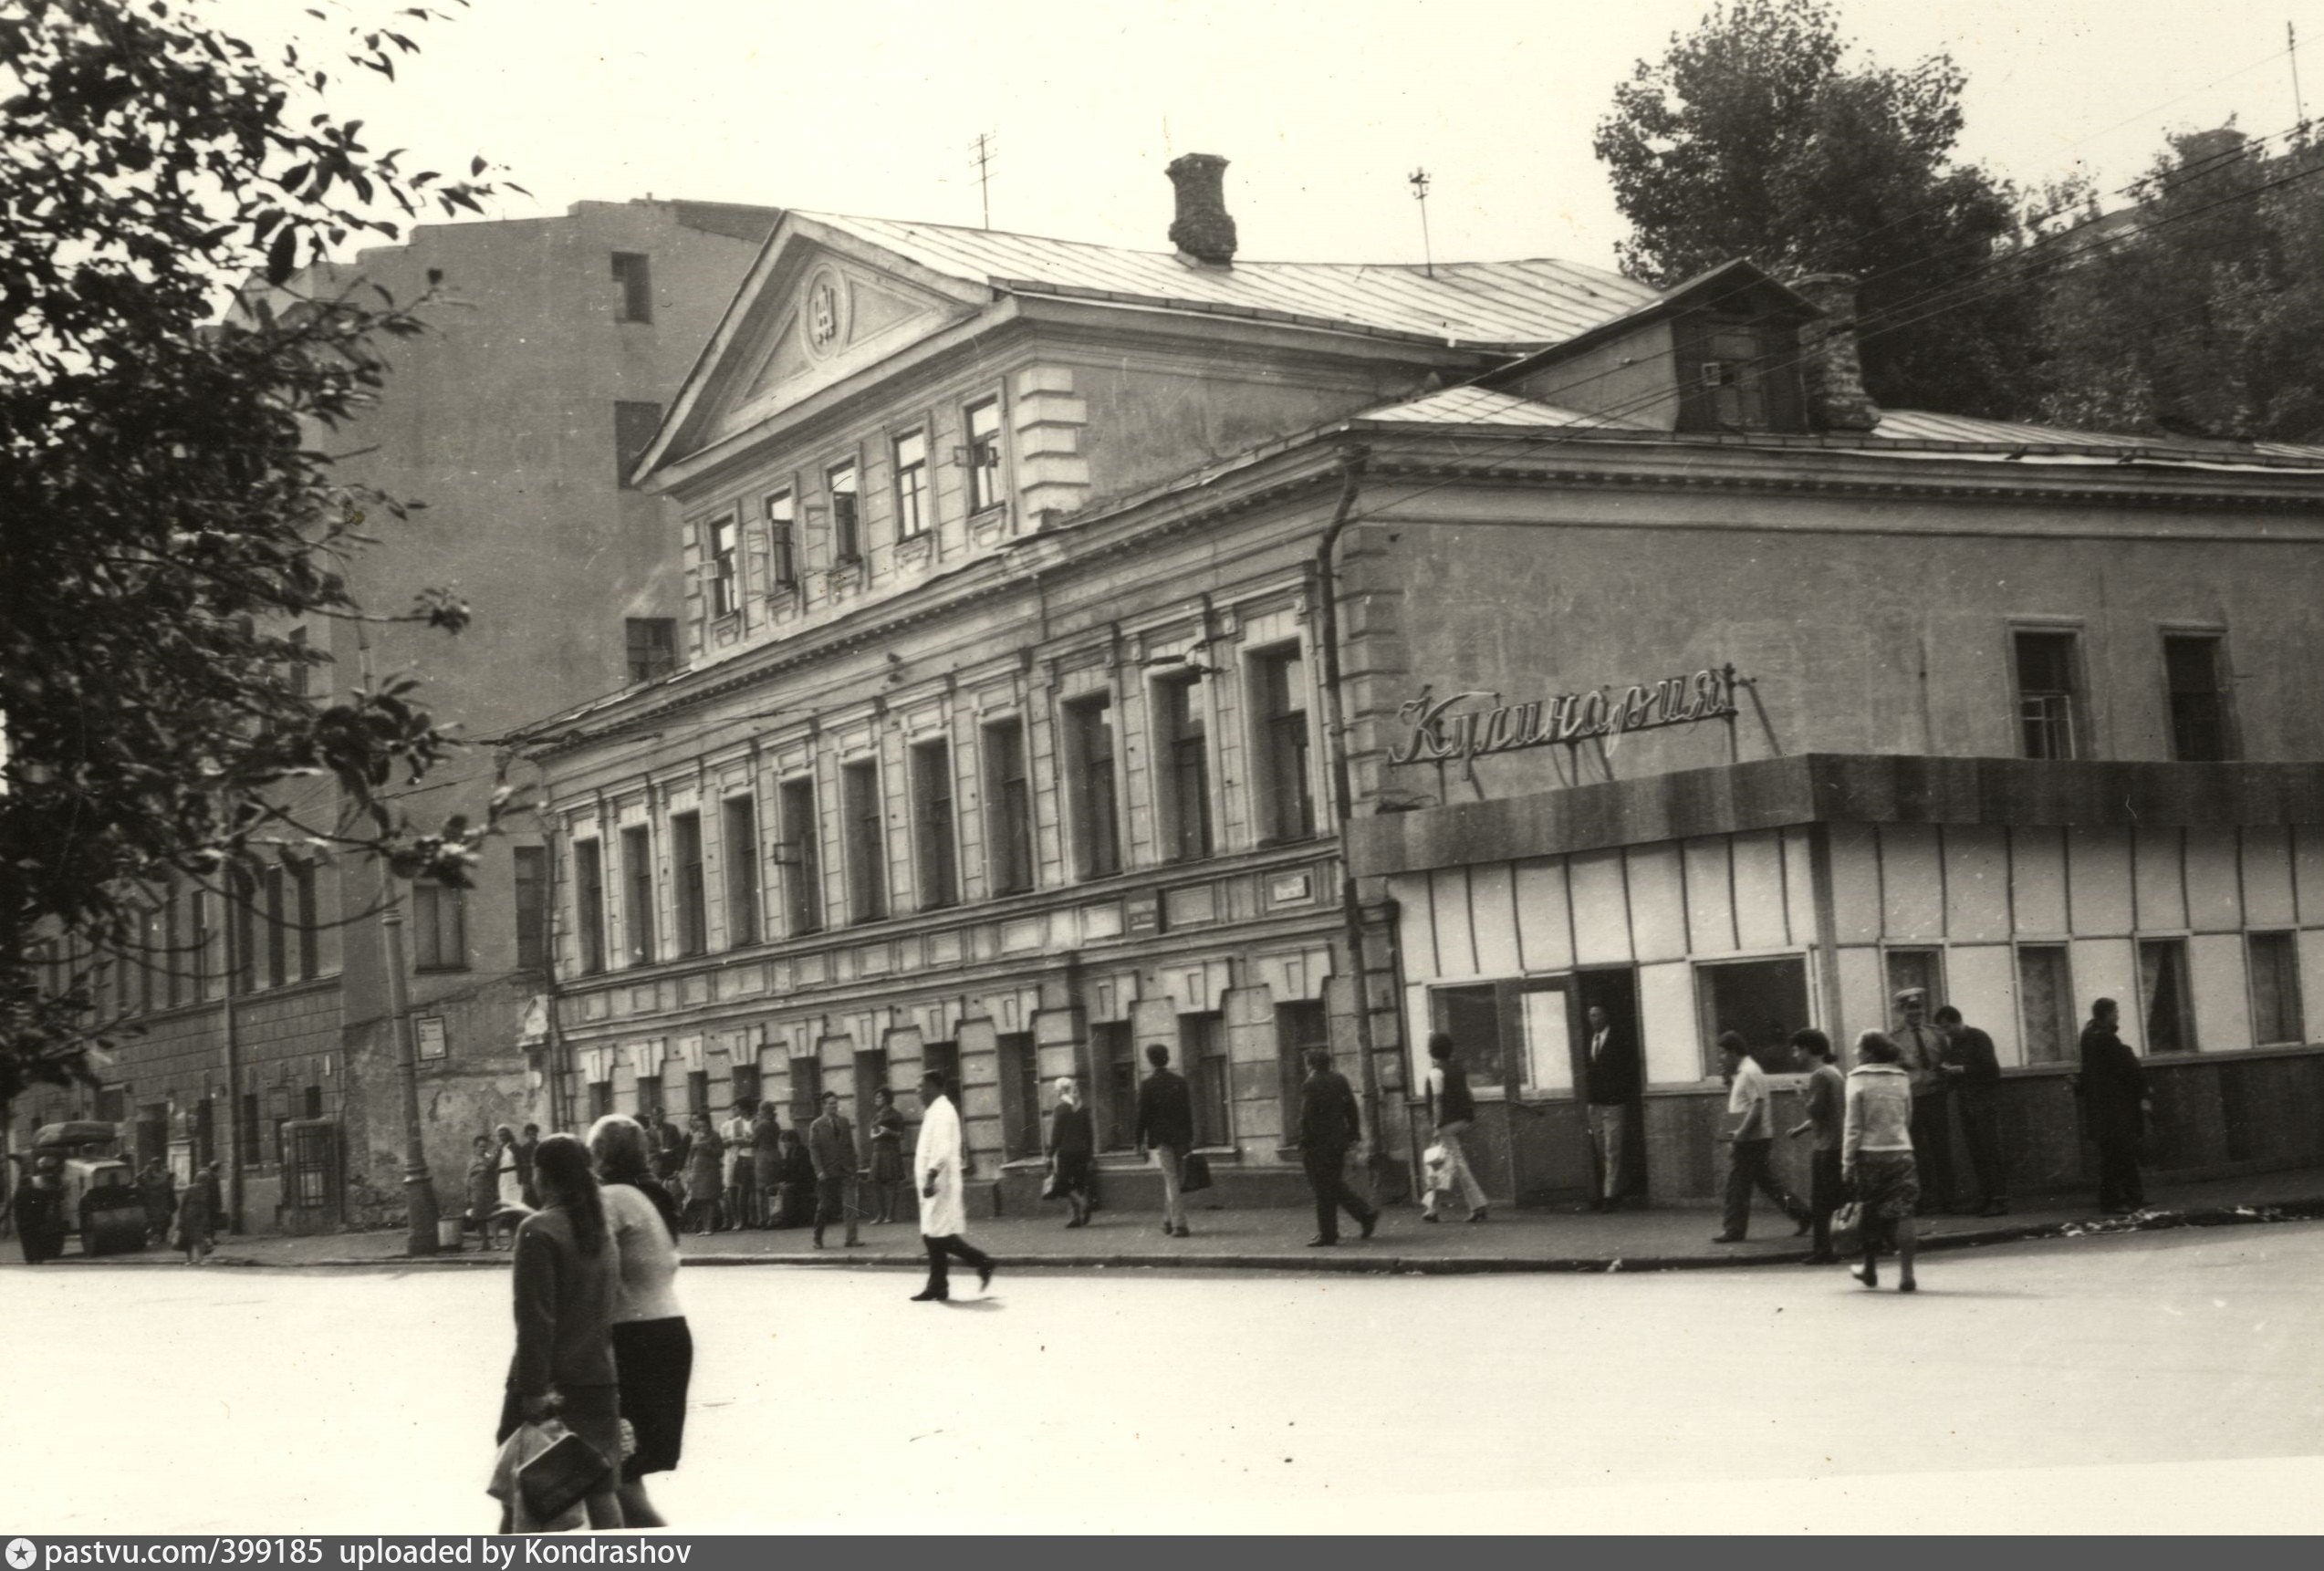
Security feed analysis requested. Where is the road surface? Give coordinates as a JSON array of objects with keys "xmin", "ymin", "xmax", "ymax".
[{"xmin": 5, "ymin": 1223, "xmax": 2321, "ymax": 1534}]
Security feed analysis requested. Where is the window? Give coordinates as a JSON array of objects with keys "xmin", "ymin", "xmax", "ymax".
[
  {"xmin": 287, "ymin": 626, "xmax": 311, "ymax": 699},
  {"xmin": 625, "ymin": 618, "xmax": 676, "ymax": 684},
  {"xmin": 636, "ymin": 1072, "xmax": 665, "ymax": 1124},
  {"xmin": 1699, "ymin": 319, "xmax": 1771, "ymax": 429},
  {"xmin": 1694, "ymin": 956, "xmax": 1812, "ymax": 1077},
  {"xmin": 2018, "ymin": 944, "xmax": 2076, "ymax": 1064},
  {"xmin": 912, "ymin": 741, "xmax": 958, "ymax": 910},
  {"xmin": 706, "ymin": 513, "xmax": 740, "ymax": 619},
  {"xmin": 2248, "ymin": 931, "xmax": 2303, "ymax": 1046},
  {"xmin": 2164, "ymin": 633, "xmax": 2233, "ymax": 762},
  {"xmin": 722, "ymin": 796, "xmax": 759, "ymax": 948},
  {"xmin": 778, "ymin": 777, "xmax": 821, "ymax": 935},
  {"xmin": 1157, "ymin": 674, "xmax": 1213, "ymax": 861},
  {"xmin": 1276, "ymin": 1000, "xmax": 1329, "ymax": 1141},
  {"xmin": 766, "ymin": 491, "xmax": 797, "ymax": 590},
  {"xmin": 732, "ymin": 1061, "xmax": 763, "ymax": 1111},
  {"xmin": 997, "ymin": 1033, "xmax": 1041, "ymax": 1160},
  {"xmin": 780, "ymin": 1054, "xmax": 821, "ymax": 1130},
  {"xmin": 2015, "ymin": 629, "xmax": 2083, "ymax": 761},
  {"xmin": 672, "ymin": 812, "xmax": 706, "ymax": 957},
  {"xmin": 850, "ymin": 1049, "xmax": 887, "ymax": 1137},
  {"xmin": 1430, "ymin": 983, "xmax": 1510, "ymax": 1087},
  {"xmin": 262, "ymin": 865, "xmax": 287, "ymax": 989},
  {"xmin": 291, "ymin": 858, "xmax": 318, "ymax": 981},
  {"xmin": 1251, "ymin": 646, "xmax": 1316, "ymax": 842},
  {"xmin": 192, "ymin": 1097, "xmax": 214, "ymax": 1169},
  {"xmin": 138, "ymin": 901, "xmax": 159, "ymax": 1014},
  {"xmin": 965, "ymin": 397, "xmax": 1003, "ymax": 513},
  {"xmin": 842, "ymin": 759, "xmax": 887, "ymax": 923},
  {"xmin": 828, "ymin": 462, "xmax": 860, "ymax": 564},
  {"xmin": 687, "ymin": 1069, "xmax": 711, "ymax": 1118},
  {"xmin": 575, "ymin": 839, "xmax": 608, "ymax": 974},
  {"xmin": 412, "ymin": 880, "xmax": 467, "ymax": 972},
  {"xmin": 513, "ymin": 846, "xmax": 548, "ymax": 971},
  {"xmin": 894, "ymin": 430, "xmax": 930, "ymax": 539},
  {"xmin": 588, "ymin": 1080, "xmax": 614, "ymax": 1121},
  {"xmin": 1097, "ymin": 1022, "xmax": 1138, "ymax": 1150},
  {"xmin": 610, "ymin": 251, "xmax": 651, "ymax": 322},
  {"xmin": 1183, "ymin": 1013, "xmax": 1232, "ymax": 1148},
  {"xmin": 922, "ymin": 1039, "xmax": 962, "ymax": 1109},
  {"xmin": 1063, "ymin": 694, "xmax": 1120, "ymax": 879},
  {"xmin": 983, "ymin": 717, "xmax": 1033, "ymax": 895},
  {"xmin": 621, "ymin": 826, "xmax": 655, "ymax": 965},
  {"xmin": 2139, "ymin": 938, "xmax": 2196, "ymax": 1053},
  {"xmin": 614, "ymin": 401, "xmax": 662, "ymax": 488},
  {"xmin": 239, "ymin": 1091, "xmax": 261, "ymax": 1170}
]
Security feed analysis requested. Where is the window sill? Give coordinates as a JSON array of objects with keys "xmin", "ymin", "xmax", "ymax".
[{"xmin": 413, "ymin": 965, "xmax": 472, "ymax": 975}]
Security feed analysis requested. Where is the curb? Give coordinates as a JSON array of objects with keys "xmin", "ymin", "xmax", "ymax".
[{"xmin": 46, "ymin": 1195, "xmax": 2324, "ymax": 1275}]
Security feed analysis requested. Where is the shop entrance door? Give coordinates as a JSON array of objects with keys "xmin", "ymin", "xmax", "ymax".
[{"xmin": 1570, "ymin": 967, "xmax": 1647, "ymax": 1204}]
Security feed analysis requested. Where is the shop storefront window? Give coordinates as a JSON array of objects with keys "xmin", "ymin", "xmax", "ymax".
[
  {"xmin": 2017, "ymin": 945, "xmax": 2076, "ymax": 1063},
  {"xmin": 2249, "ymin": 931, "xmax": 2303, "ymax": 1046},
  {"xmin": 1694, "ymin": 956, "xmax": 1811, "ymax": 1077},
  {"xmin": 1426, "ymin": 978, "xmax": 1575, "ymax": 1095},
  {"xmin": 2140, "ymin": 938, "xmax": 2197, "ymax": 1053}
]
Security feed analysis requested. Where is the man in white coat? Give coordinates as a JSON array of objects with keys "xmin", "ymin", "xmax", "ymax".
[{"xmin": 911, "ymin": 1069, "xmax": 995, "ymax": 1302}]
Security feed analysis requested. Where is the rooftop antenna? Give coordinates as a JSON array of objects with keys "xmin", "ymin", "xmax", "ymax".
[
  {"xmin": 2293, "ymin": 22, "xmax": 2309, "ymax": 134},
  {"xmin": 970, "ymin": 130, "xmax": 998, "ymax": 229},
  {"xmin": 1408, "ymin": 167, "xmax": 1433, "ymax": 278}
]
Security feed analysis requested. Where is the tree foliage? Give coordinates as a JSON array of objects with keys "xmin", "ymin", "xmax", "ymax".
[
  {"xmin": 0, "ymin": 0, "xmax": 517, "ymax": 1105},
  {"xmin": 1592, "ymin": 0, "xmax": 2031, "ymax": 416}
]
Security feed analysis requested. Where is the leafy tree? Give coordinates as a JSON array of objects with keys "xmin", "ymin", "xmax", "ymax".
[
  {"xmin": 0, "ymin": 0, "xmax": 516, "ymax": 1107},
  {"xmin": 1592, "ymin": 0, "xmax": 2032, "ymax": 416}
]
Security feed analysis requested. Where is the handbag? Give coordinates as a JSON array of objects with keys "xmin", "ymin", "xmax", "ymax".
[
  {"xmin": 1040, "ymin": 1168, "xmax": 1065, "ymax": 1201},
  {"xmin": 516, "ymin": 1421, "xmax": 610, "ymax": 1524},
  {"xmin": 1179, "ymin": 1151, "xmax": 1213, "ymax": 1194},
  {"xmin": 1829, "ymin": 1200, "xmax": 1865, "ymax": 1255}
]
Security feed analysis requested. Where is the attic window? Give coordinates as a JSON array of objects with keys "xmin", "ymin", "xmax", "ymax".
[{"xmin": 1677, "ymin": 310, "xmax": 1800, "ymax": 433}]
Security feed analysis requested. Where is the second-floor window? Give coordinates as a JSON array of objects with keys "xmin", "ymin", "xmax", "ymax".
[
  {"xmin": 626, "ymin": 618, "xmax": 676, "ymax": 683},
  {"xmin": 672, "ymin": 811, "xmax": 706, "ymax": 957},
  {"xmin": 894, "ymin": 430, "xmax": 929, "ymax": 539},
  {"xmin": 1252, "ymin": 645, "xmax": 1317, "ymax": 842},
  {"xmin": 965, "ymin": 397, "xmax": 1003, "ymax": 513},
  {"xmin": 514, "ymin": 846, "xmax": 547, "ymax": 971},
  {"xmin": 912, "ymin": 740, "xmax": 958, "ymax": 910},
  {"xmin": 984, "ymin": 717, "xmax": 1034, "ymax": 896},
  {"xmin": 620, "ymin": 825, "xmax": 655, "ymax": 965},
  {"xmin": 412, "ymin": 880, "xmax": 467, "ymax": 972},
  {"xmin": 1063, "ymin": 694, "xmax": 1120, "ymax": 879},
  {"xmin": 723, "ymin": 796, "xmax": 759, "ymax": 948},
  {"xmin": 766, "ymin": 491, "xmax": 797, "ymax": 589},
  {"xmin": 611, "ymin": 252, "xmax": 651, "ymax": 323},
  {"xmin": 707, "ymin": 514, "xmax": 739, "ymax": 619},
  {"xmin": 2015, "ymin": 629, "xmax": 2083, "ymax": 761},
  {"xmin": 575, "ymin": 839, "xmax": 607, "ymax": 974},
  {"xmin": 1157, "ymin": 673, "xmax": 1212, "ymax": 861},
  {"xmin": 2163, "ymin": 632, "xmax": 2233, "ymax": 762},
  {"xmin": 778, "ymin": 776, "xmax": 822, "ymax": 936},
  {"xmin": 828, "ymin": 462, "xmax": 860, "ymax": 564},
  {"xmin": 842, "ymin": 759, "xmax": 887, "ymax": 922}
]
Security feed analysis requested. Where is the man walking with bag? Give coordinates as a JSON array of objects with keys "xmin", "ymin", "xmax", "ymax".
[
  {"xmin": 1133, "ymin": 1043, "xmax": 1196, "ymax": 1239},
  {"xmin": 1420, "ymin": 1031, "xmax": 1488, "ymax": 1223},
  {"xmin": 1297, "ymin": 1046, "xmax": 1380, "ymax": 1247},
  {"xmin": 911, "ymin": 1069, "xmax": 993, "ymax": 1302}
]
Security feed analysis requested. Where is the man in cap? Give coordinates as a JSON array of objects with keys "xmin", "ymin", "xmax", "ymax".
[{"xmin": 1892, "ymin": 988, "xmax": 1955, "ymax": 1212}]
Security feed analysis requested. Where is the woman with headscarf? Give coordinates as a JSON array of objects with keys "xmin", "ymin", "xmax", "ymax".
[
  {"xmin": 1046, "ymin": 1077, "xmax": 1095, "ymax": 1227},
  {"xmin": 865, "ymin": 1086, "xmax": 908, "ymax": 1224},
  {"xmin": 681, "ymin": 1111, "xmax": 724, "ymax": 1235},
  {"xmin": 1842, "ymin": 1029, "xmax": 1920, "ymax": 1293},
  {"xmin": 497, "ymin": 1133, "xmax": 624, "ymax": 1532},
  {"xmin": 588, "ymin": 1115, "xmax": 691, "ymax": 1530}
]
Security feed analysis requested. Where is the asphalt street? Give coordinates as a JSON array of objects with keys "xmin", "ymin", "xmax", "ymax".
[{"xmin": 5, "ymin": 1223, "xmax": 2321, "ymax": 1535}]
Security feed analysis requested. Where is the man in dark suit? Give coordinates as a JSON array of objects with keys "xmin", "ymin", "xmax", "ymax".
[
  {"xmin": 1934, "ymin": 1005, "xmax": 2008, "ymax": 1215},
  {"xmin": 2076, "ymin": 997, "xmax": 2151, "ymax": 1213},
  {"xmin": 1132, "ymin": 1043, "xmax": 1196, "ymax": 1238},
  {"xmin": 1583, "ymin": 1004, "xmax": 1641, "ymax": 1210},
  {"xmin": 1296, "ymin": 1047, "xmax": 1380, "ymax": 1246}
]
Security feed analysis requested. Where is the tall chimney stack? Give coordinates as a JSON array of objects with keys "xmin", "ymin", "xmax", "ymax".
[
  {"xmin": 1789, "ymin": 273, "xmax": 1881, "ymax": 432},
  {"xmin": 1166, "ymin": 152, "xmax": 1237, "ymax": 266}
]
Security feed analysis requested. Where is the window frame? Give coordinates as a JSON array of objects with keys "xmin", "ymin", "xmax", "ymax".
[
  {"xmin": 575, "ymin": 838, "xmax": 608, "ymax": 975},
  {"xmin": 671, "ymin": 810, "xmax": 707, "ymax": 958},
  {"xmin": 2137, "ymin": 936, "xmax": 2198, "ymax": 1055},
  {"xmin": 964, "ymin": 396, "xmax": 1005, "ymax": 514},
  {"xmin": 827, "ymin": 459, "xmax": 861, "ymax": 566},
  {"xmin": 411, "ymin": 879, "xmax": 469, "ymax": 973},
  {"xmin": 722, "ymin": 796, "xmax": 760, "ymax": 949},
  {"xmin": 513, "ymin": 845, "xmax": 548, "ymax": 972},
  {"xmin": 705, "ymin": 510, "xmax": 741, "ymax": 620},
  {"xmin": 610, "ymin": 251, "xmax": 652, "ymax": 323},
  {"xmin": 1182, "ymin": 1011, "xmax": 1233, "ymax": 1149},
  {"xmin": 2246, "ymin": 930, "xmax": 2304, "ymax": 1047},
  {"xmin": 2161, "ymin": 627, "xmax": 2235, "ymax": 763},
  {"xmin": 620, "ymin": 824, "xmax": 656, "ymax": 967},
  {"xmin": 983, "ymin": 716, "xmax": 1035, "ymax": 897},
  {"xmin": 777, "ymin": 776, "xmax": 822, "ymax": 936},
  {"xmin": 765, "ymin": 489, "xmax": 797, "ymax": 591},
  {"xmin": 1248, "ymin": 641, "xmax": 1318, "ymax": 846},
  {"xmin": 893, "ymin": 428, "xmax": 931, "ymax": 540},
  {"xmin": 625, "ymin": 618, "xmax": 677, "ymax": 684},
  {"xmin": 911, "ymin": 738, "xmax": 959, "ymax": 911},
  {"xmin": 2009, "ymin": 622, "xmax": 2089, "ymax": 762},
  {"xmin": 2015, "ymin": 942, "xmax": 2077, "ymax": 1065},
  {"xmin": 1153, "ymin": 671, "xmax": 1214, "ymax": 863},
  {"xmin": 840, "ymin": 757, "xmax": 887, "ymax": 924},
  {"xmin": 1061, "ymin": 692, "xmax": 1120, "ymax": 880},
  {"xmin": 1692, "ymin": 953, "xmax": 1815, "ymax": 1079}
]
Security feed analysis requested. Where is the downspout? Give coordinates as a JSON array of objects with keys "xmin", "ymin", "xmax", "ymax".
[{"xmin": 1310, "ymin": 445, "xmax": 1385, "ymax": 1164}]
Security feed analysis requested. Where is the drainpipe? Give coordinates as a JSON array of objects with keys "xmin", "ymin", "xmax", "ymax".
[{"xmin": 1310, "ymin": 446, "xmax": 1387, "ymax": 1166}]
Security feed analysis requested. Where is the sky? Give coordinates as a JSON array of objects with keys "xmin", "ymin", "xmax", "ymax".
[{"xmin": 219, "ymin": 0, "xmax": 2324, "ymax": 271}]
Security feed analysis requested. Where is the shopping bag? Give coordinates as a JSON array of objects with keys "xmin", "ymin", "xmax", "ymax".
[
  {"xmin": 1040, "ymin": 1167, "xmax": 1065, "ymax": 1201},
  {"xmin": 487, "ymin": 1420, "xmax": 593, "ymax": 1533},
  {"xmin": 1179, "ymin": 1151, "xmax": 1213, "ymax": 1194},
  {"xmin": 515, "ymin": 1420, "xmax": 610, "ymax": 1526},
  {"xmin": 1829, "ymin": 1201, "xmax": 1864, "ymax": 1256}
]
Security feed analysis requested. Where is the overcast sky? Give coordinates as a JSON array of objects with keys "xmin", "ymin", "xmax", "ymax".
[{"xmin": 224, "ymin": 0, "xmax": 2324, "ymax": 270}]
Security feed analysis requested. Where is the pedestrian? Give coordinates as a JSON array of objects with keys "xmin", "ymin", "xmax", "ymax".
[
  {"xmin": 494, "ymin": 1124, "xmax": 527, "ymax": 1217},
  {"xmin": 13, "ymin": 1158, "xmax": 66, "ymax": 1264},
  {"xmin": 174, "ymin": 1158, "xmax": 214, "ymax": 1264},
  {"xmin": 1934, "ymin": 1005, "xmax": 2008, "ymax": 1215},
  {"xmin": 1419, "ymin": 1031, "xmax": 1489, "ymax": 1223},
  {"xmin": 587, "ymin": 1114, "xmax": 690, "ymax": 1531},
  {"xmin": 807, "ymin": 1089, "xmax": 860, "ymax": 1249},
  {"xmin": 1582, "ymin": 1004, "xmax": 1641, "ymax": 1210},
  {"xmin": 1046, "ymin": 1077, "xmax": 1094, "ymax": 1227},
  {"xmin": 515, "ymin": 1123, "xmax": 542, "ymax": 1210},
  {"xmin": 1842, "ymin": 1029, "xmax": 1920, "ymax": 1292},
  {"xmin": 2076, "ymin": 997, "xmax": 2152, "ymax": 1214},
  {"xmin": 1786, "ymin": 1028, "xmax": 1846, "ymax": 1264},
  {"xmin": 136, "ymin": 1154, "xmax": 176, "ymax": 1246},
  {"xmin": 750, "ymin": 1101, "xmax": 783, "ymax": 1230},
  {"xmin": 1297, "ymin": 1046, "xmax": 1381, "ymax": 1247},
  {"xmin": 1711, "ymin": 1032, "xmax": 1809, "ymax": 1244},
  {"xmin": 865, "ymin": 1086, "xmax": 907, "ymax": 1223},
  {"xmin": 194, "ymin": 1160, "xmax": 224, "ymax": 1245},
  {"xmin": 653, "ymin": 1115, "xmax": 688, "ymax": 1185},
  {"xmin": 465, "ymin": 1134, "xmax": 502, "ymax": 1250},
  {"xmin": 909, "ymin": 1069, "xmax": 994, "ymax": 1303},
  {"xmin": 1891, "ymin": 988, "xmax": 1955, "ymax": 1214},
  {"xmin": 497, "ymin": 1133, "xmax": 624, "ymax": 1533},
  {"xmin": 1132, "ymin": 1043, "xmax": 1196, "ymax": 1238},
  {"xmin": 720, "ymin": 1100, "xmax": 756, "ymax": 1229},
  {"xmin": 682, "ymin": 1111, "xmax": 724, "ymax": 1235},
  {"xmin": 776, "ymin": 1127, "xmax": 818, "ymax": 1226}
]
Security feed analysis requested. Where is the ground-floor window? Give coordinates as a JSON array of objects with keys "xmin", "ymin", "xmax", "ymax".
[
  {"xmin": 686, "ymin": 1069, "xmax": 711, "ymax": 1118},
  {"xmin": 636, "ymin": 1074, "xmax": 665, "ymax": 1125},
  {"xmin": 922, "ymin": 1039, "xmax": 961, "ymax": 1110},
  {"xmin": 1694, "ymin": 955, "xmax": 1811, "ymax": 1077},
  {"xmin": 2248, "ymin": 931, "xmax": 2304, "ymax": 1046},
  {"xmin": 1183, "ymin": 1012, "xmax": 1231, "ymax": 1147},
  {"xmin": 588, "ymin": 1080, "xmax": 613, "ymax": 1121},
  {"xmin": 2139, "ymin": 938, "xmax": 2197, "ymax": 1054},
  {"xmin": 789, "ymin": 1055, "xmax": 825, "ymax": 1128},
  {"xmin": 731, "ymin": 1061, "xmax": 762, "ymax": 1111},
  {"xmin": 1426, "ymin": 978, "xmax": 1575, "ymax": 1095},
  {"xmin": 1096, "ymin": 1022, "xmax": 1137, "ymax": 1150},
  {"xmin": 2017, "ymin": 944, "xmax": 2077, "ymax": 1064},
  {"xmin": 997, "ymin": 1033, "xmax": 1041, "ymax": 1160},
  {"xmin": 853, "ymin": 1048, "xmax": 888, "ymax": 1137}
]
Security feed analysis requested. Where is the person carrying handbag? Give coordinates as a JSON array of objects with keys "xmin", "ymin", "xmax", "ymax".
[
  {"xmin": 1045, "ymin": 1077, "xmax": 1094, "ymax": 1227},
  {"xmin": 1419, "ymin": 1031, "xmax": 1490, "ymax": 1223}
]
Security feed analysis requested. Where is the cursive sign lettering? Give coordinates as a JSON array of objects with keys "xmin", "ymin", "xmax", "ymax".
[{"xmin": 1387, "ymin": 666, "xmax": 1740, "ymax": 765}]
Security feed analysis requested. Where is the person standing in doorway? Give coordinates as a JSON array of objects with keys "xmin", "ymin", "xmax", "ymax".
[
  {"xmin": 1934, "ymin": 1006, "xmax": 2008, "ymax": 1215},
  {"xmin": 1046, "ymin": 1077, "xmax": 1095, "ymax": 1228},
  {"xmin": 1132, "ymin": 1043, "xmax": 1196, "ymax": 1239},
  {"xmin": 1787, "ymin": 1028, "xmax": 1846, "ymax": 1264},
  {"xmin": 1712, "ymin": 1032, "xmax": 1809, "ymax": 1244},
  {"xmin": 721, "ymin": 1100, "xmax": 757, "ymax": 1230},
  {"xmin": 1419, "ymin": 1032, "xmax": 1488, "ymax": 1223},
  {"xmin": 910, "ymin": 1069, "xmax": 993, "ymax": 1302},
  {"xmin": 2076, "ymin": 997, "xmax": 2152, "ymax": 1214},
  {"xmin": 1892, "ymin": 988, "xmax": 1955, "ymax": 1214},
  {"xmin": 1583, "ymin": 1004, "xmax": 1641, "ymax": 1211},
  {"xmin": 808, "ymin": 1089, "xmax": 861, "ymax": 1249},
  {"xmin": 1843, "ymin": 1030, "xmax": 1920, "ymax": 1292},
  {"xmin": 1297, "ymin": 1046, "xmax": 1381, "ymax": 1247}
]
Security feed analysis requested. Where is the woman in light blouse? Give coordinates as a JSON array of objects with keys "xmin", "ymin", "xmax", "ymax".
[{"xmin": 1842, "ymin": 1029, "xmax": 1920, "ymax": 1292}]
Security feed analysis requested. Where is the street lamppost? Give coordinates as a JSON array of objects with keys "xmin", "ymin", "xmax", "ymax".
[{"xmin": 380, "ymin": 894, "xmax": 439, "ymax": 1254}]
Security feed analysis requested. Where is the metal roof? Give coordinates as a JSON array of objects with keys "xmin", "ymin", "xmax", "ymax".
[
  {"xmin": 1350, "ymin": 385, "xmax": 1655, "ymax": 429},
  {"xmin": 1876, "ymin": 409, "xmax": 2324, "ymax": 462},
  {"xmin": 799, "ymin": 212, "xmax": 1660, "ymax": 348}
]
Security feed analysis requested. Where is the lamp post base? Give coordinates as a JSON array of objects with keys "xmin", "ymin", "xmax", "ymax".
[{"xmin": 404, "ymin": 1169, "xmax": 441, "ymax": 1256}]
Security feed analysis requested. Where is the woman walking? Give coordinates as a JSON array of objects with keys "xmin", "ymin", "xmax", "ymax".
[
  {"xmin": 1046, "ymin": 1077, "xmax": 1094, "ymax": 1227},
  {"xmin": 497, "ymin": 1134, "xmax": 624, "ymax": 1532},
  {"xmin": 1842, "ymin": 1030, "xmax": 1920, "ymax": 1293},
  {"xmin": 588, "ymin": 1115, "xmax": 692, "ymax": 1531},
  {"xmin": 866, "ymin": 1086, "xmax": 907, "ymax": 1224},
  {"xmin": 682, "ymin": 1111, "xmax": 724, "ymax": 1235}
]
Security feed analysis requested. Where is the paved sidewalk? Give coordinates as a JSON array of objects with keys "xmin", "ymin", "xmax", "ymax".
[{"xmin": 16, "ymin": 1165, "xmax": 2323, "ymax": 1274}]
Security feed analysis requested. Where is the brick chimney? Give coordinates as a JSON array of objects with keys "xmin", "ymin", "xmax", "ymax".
[
  {"xmin": 1166, "ymin": 153, "xmax": 1237, "ymax": 266},
  {"xmin": 1788, "ymin": 273, "xmax": 1881, "ymax": 432}
]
